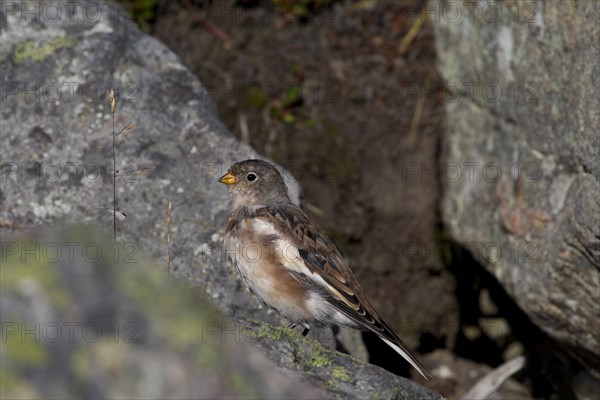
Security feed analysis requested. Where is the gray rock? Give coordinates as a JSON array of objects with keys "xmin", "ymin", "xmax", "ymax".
[
  {"xmin": 1, "ymin": 226, "xmax": 324, "ymax": 399},
  {"xmin": 431, "ymin": 0, "xmax": 600, "ymax": 375},
  {"xmin": 0, "ymin": 1, "xmax": 441, "ymax": 398}
]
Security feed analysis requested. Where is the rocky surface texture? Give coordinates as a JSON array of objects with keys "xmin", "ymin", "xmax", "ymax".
[
  {"xmin": 432, "ymin": 0, "xmax": 600, "ymax": 375},
  {"xmin": 1, "ymin": 225, "xmax": 442, "ymax": 399},
  {"xmin": 1, "ymin": 226, "xmax": 324, "ymax": 399},
  {"xmin": 0, "ymin": 1, "xmax": 441, "ymax": 398}
]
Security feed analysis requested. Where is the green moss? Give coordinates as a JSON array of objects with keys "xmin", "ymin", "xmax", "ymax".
[
  {"xmin": 283, "ymin": 113, "xmax": 296, "ymax": 124},
  {"xmin": 309, "ymin": 345, "xmax": 331, "ymax": 367},
  {"xmin": 282, "ymin": 85, "xmax": 302, "ymax": 107},
  {"xmin": 0, "ymin": 366, "xmax": 40, "ymax": 399},
  {"xmin": 70, "ymin": 347, "xmax": 91, "ymax": 379},
  {"xmin": 242, "ymin": 320, "xmax": 363, "ymax": 391},
  {"xmin": 271, "ymin": 0, "xmax": 335, "ymax": 21},
  {"xmin": 304, "ymin": 118, "xmax": 318, "ymax": 128},
  {"xmin": 14, "ymin": 37, "xmax": 76, "ymax": 63},
  {"xmin": 118, "ymin": 266, "xmax": 210, "ymax": 347},
  {"xmin": 0, "ymin": 367, "xmax": 16, "ymax": 393},
  {"xmin": 1, "ymin": 240, "xmax": 71, "ymax": 310},
  {"xmin": 226, "ymin": 370, "xmax": 259, "ymax": 399},
  {"xmin": 115, "ymin": 255, "xmax": 229, "ymax": 374},
  {"xmin": 125, "ymin": 0, "xmax": 157, "ymax": 31},
  {"xmin": 331, "ymin": 365, "xmax": 351, "ymax": 382},
  {"xmin": 1, "ymin": 324, "xmax": 49, "ymax": 367},
  {"xmin": 245, "ymin": 85, "xmax": 267, "ymax": 108},
  {"xmin": 241, "ymin": 321, "xmax": 288, "ymax": 341},
  {"xmin": 270, "ymin": 105, "xmax": 283, "ymax": 118},
  {"xmin": 194, "ymin": 342, "xmax": 223, "ymax": 370}
]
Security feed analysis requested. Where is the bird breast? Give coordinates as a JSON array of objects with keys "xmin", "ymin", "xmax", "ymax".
[{"xmin": 224, "ymin": 218, "xmax": 313, "ymax": 322}]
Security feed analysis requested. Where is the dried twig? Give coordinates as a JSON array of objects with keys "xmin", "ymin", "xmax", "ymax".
[
  {"xmin": 200, "ymin": 20, "xmax": 232, "ymax": 45},
  {"xmin": 166, "ymin": 201, "xmax": 172, "ymax": 274},
  {"xmin": 398, "ymin": 6, "xmax": 427, "ymax": 55},
  {"xmin": 407, "ymin": 79, "xmax": 428, "ymax": 146},
  {"xmin": 107, "ymin": 90, "xmax": 136, "ymax": 241},
  {"xmin": 110, "ymin": 89, "xmax": 117, "ymax": 242},
  {"xmin": 463, "ymin": 356, "xmax": 526, "ymax": 400}
]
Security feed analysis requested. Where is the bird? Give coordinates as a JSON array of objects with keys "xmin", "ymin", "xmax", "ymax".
[{"xmin": 218, "ymin": 159, "xmax": 431, "ymax": 380}]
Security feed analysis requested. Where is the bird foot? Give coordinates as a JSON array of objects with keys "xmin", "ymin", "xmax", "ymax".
[{"xmin": 287, "ymin": 322, "xmax": 310, "ymax": 336}]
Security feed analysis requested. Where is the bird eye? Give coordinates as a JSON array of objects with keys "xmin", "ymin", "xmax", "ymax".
[{"xmin": 246, "ymin": 172, "xmax": 257, "ymax": 182}]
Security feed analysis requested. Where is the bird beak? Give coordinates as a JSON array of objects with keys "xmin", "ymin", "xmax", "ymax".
[{"xmin": 218, "ymin": 171, "xmax": 237, "ymax": 185}]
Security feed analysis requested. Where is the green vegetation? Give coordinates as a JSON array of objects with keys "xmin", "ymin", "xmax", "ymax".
[
  {"xmin": 271, "ymin": 0, "xmax": 334, "ymax": 21},
  {"xmin": 121, "ymin": 0, "xmax": 157, "ymax": 31},
  {"xmin": 1, "ymin": 323, "xmax": 49, "ymax": 367},
  {"xmin": 1, "ymin": 240, "xmax": 71, "ymax": 309}
]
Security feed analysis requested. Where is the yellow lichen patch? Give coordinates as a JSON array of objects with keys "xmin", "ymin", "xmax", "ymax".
[
  {"xmin": 331, "ymin": 365, "xmax": 352, "ymax": 382},
  {"xmin": 310, "ymin": 348, "xmax": 331, "ymax": 367},
  {"xmin": 14, "ymin": 37, "xmax": 77, "ymax": 63},
  {"xmin": 241, "ymin": 321, "xmax": 288, "ymax": 342}
]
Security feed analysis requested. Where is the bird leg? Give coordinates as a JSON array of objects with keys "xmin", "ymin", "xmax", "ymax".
[{"xmin": 287, "ymin": 322, "xmax": 310, "ymax": 337}]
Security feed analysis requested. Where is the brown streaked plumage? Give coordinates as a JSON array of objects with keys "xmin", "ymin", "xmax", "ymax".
[{"xmin": 219, "ymin": 159, "xmax": 431, "ymax": 380}]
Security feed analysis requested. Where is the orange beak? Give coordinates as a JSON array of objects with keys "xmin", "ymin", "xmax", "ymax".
[{"xmin": 218, "ymin": 172, "xmax": 236, "ymax": 185}]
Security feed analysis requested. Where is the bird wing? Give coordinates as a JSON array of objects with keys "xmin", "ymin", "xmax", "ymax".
[{"xmin": 259, "ymin": 204, "xmax": 431, "ymax": 380}]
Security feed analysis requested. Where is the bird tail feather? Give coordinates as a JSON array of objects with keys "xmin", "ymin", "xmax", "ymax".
[{"xmin": 379, "ymin": 336, "xmax": 432, "ymax": 380}]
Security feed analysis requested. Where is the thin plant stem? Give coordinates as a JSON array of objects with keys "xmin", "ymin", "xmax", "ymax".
[{"xmin": 110, "ymin": 89, "xmax": 116, "ymax": 243}]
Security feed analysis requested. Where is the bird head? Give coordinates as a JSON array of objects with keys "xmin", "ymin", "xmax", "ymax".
[{"xmin": 219, "ymin": 159, "xmax": 290, "ymax": 208}]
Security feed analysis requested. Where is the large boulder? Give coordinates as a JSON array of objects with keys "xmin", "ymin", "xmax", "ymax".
[
  {"xmin": 432, "ymin": 0, "xmax": 599, "ymax": 374},
  {"xmin": 0, "ymin": 1, "xmax": 441, "ymax": 398},
  {"xmin": 1, "ymin": 226, "xmax": 324, "ymax": 399}
]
